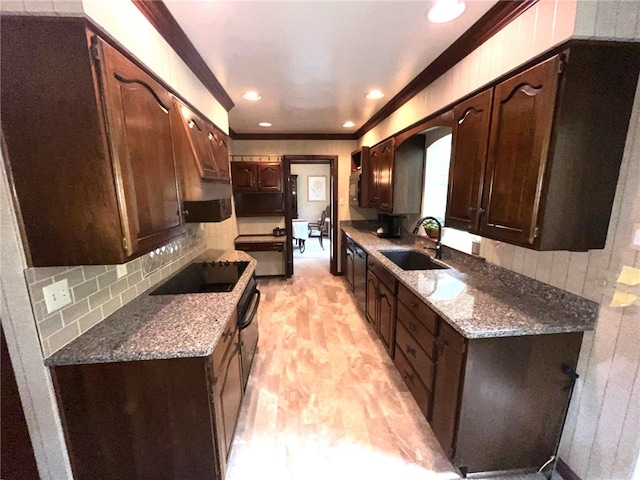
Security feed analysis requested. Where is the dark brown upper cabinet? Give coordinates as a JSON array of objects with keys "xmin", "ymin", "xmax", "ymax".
[
  {"xmin": 376, "ymin": 139, "xmax": 395, "ymax": 212},
  {"xmin": 480, "ymin": 55, "xmax": 560, "ymax": 246},
  {"xmin": 445, "ymin": 90, "xmax": 492, "ymax": 232},
  {"xmin": 365, "ymin": 145, "xmax": 381, "ymax": 208},
  {"xmin": 0, "ymin": 16, "xmax": 184, "ymax": 266},
  {"xmin": 231, "ymin": 162, "xmax": 284, "ymax": 217},
  {"xmin": 351, "ymin": 147, "xmax": 371, "ymax": 208},
  {"xmin": 363, "ymin": 136, "xmax": 425, "ymax": 214},
  {"xmin": 170, "ymin": 99, "xmax": 232, "ymax": 209},
  {"xmin": 446, "ymin": 41, "xmax": 640, "ymax": 251},
  {"xmin": 173, "ymin": 101, "xmax": 219, "ymax": 181},
  {"xmin": 207, "ymin": 127, "xmax": 231, "ymax": 182},
  {"xmin": 231, "ymin": 162, "xmax": 282, "ymax": 193}
]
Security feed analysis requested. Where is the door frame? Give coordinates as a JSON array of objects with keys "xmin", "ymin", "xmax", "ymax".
[{"xmin": 282, "ymin": 155, "xmax": 338, "ymax": 277}]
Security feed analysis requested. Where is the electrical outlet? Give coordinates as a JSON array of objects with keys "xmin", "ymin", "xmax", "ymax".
[
  {"xmin": 116, "ymin": 264, "xmax": 128, "ymax": 278},
  {"xmin": 43, "ymin": 279, "xmax": 71, "ymax": 314}
]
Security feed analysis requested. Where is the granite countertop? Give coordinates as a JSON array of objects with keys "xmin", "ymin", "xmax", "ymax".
[
  {"xmin": 235, "ymin": 234, "xmax": 287, "ymax": 243},
  {"xmin": 341, "ymin": 225, "xmax": 598, "ymax": 339},
  {"xmin": 45, "ymin": 250, "xmax": 257, "ymax": 367}
]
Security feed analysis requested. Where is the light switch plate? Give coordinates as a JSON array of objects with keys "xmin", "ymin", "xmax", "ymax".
[
  {"xmin": 43, "ymin": 279, "xmax": 71, "ymax": 314},
  {"xmin": 632, "ymin": 223, "xmax": 640, "ymax": 250},
  {"xmin": 116, "ymin": 264, "xmax": 128, "ymax": 278}
]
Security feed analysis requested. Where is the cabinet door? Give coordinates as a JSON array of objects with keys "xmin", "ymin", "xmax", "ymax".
[
  {"xmin": 377, "ymin": 281, "xmax": 396, "ymax": 356},
  {"xmin": 367, "ymin": 145, "xmax": 380, "ymax": 207},
  {"xmin": 208, "ymin": 127, "xmax": 230, "ymax": 182},
  {"xmin": 231, "ymin": 163, "xmax": 258, "ymax": 192},
  {"xmin": 177, "ymin": 104, "xmax": 219, "ymax": 180},
  {"xmin": 257, "ymin": 164, "xmax": 282, "ymax": 192},
  {"xmin": 446, "ymin": 90, "xmax": 492, "ymax": 232},
  {"xmin": 344, "ymin": 246, "xmax": 355, "ymax": 291},
  {"xmin": 213, "ymin": 332, "xmax": 243, "ymax": 476},
  {"xmin": 377, "ymin": 140, "xmax": 395, "ymax": 212},
  {"xmin": 480, "ymin": 55, "xmax": 560, "ymax": 245},
  {"xmin": 365, "ymin": 273, "xmax": 378, "ymax": 329},
  {"xmin": 97, "ymin": 38, "xmax": 184, "ymax": 257},
  {"xmin": 431, "ymin": 321, "xmax": 466, "ymax": 458}
]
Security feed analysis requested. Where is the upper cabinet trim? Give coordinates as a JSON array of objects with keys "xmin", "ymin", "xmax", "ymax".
[
  {"xmin": 132, "ymin": 0, "xmax": 235, "ymax": 112},
  {"xmin": 354, "ymin": 0, "xmax": 538, "ymax": 139}
]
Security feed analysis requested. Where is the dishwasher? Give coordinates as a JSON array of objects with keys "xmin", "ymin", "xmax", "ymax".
[{"xmin": 353, "ymin": 245, "xmax": 367, "ymax": 312}]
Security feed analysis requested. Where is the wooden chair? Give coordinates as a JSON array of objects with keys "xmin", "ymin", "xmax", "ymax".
[{"xmin": 308, "ymin": 207, "xmax": 329, "ymax": 250}]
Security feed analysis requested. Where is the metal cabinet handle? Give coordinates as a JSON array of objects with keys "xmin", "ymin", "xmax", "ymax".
[{"xmin": 406, "ymin": 345, "xmax": 417, "ymax": 358}]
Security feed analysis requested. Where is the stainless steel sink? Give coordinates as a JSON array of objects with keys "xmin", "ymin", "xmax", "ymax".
[{"xmin": 379, "ymin": 250, "xmax": 449, "ymax": 271}]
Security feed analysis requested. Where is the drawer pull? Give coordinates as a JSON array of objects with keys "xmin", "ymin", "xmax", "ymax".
[
  {"xmin": 402, "ymin": 371, "xmax": 414, "ymax": 382},
  {"xmin": 408, "ymin": 322, "xmax": 417, "ymax": 332},
  {"xmin": 407, "ymin": 345, "xmax": 417, "ymax": 358},
  {"xmin": 410, "ymin": 302, "xmax": 419, "ymax": 309}
]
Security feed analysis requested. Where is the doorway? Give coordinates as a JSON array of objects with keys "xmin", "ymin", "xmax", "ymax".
[{"xmin": 282, "ymin": 155, "xmax": 338, "ymax": 277}]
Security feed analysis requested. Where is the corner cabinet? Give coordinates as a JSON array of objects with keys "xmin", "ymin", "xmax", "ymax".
[
  {"xmin": 446, "ymin": 42, "xmax": 640, "ymax": 251},
  {"xmin": 0, "ymin": 16, "xmax": 184, "ymax": 266}
]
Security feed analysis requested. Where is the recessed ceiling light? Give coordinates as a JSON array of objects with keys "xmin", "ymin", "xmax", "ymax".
[
  {"xmin": 427, "ymin": 0, "xmax": 466, "ymax": 24},
  {"xmin": 242, "ymin": 91, "xmax": 262, "ymax": 101},
  {"xmin": 342, "ymin": 121, "xmax": 355, "ymax": 128},
  {"xmin": 366, "ymin": 90, "xmax": 385, "ymax": 100},
  {"xmin": 258, "ymin": 122, "xmax": 272, "ymax": 127}
]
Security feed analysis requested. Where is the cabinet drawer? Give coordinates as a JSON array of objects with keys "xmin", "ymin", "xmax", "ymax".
[
  {"xmin": 396, "ymin": 322, "xmax": 436, "ymax": 389},
  {"xmin": 235, "ymin": 241, "xmax": 284, "ymax": 252},
  {"xmin": 367, "ymin": 257, "xmax": 397, "ymax": 292},
  {"xmin": 394, "ymin": 346, "xmax": 432, "ymax": 419},
  {"xmin": 212, "ymin": 315, "xmax": 238, "ymax": 373},
  {"xmin": 397, "ymin": 283, "xmax": 438, "ymax": 335},
  {"xmin": 397, "ymin": 301, "xmax": 437, "ymax": 359}
]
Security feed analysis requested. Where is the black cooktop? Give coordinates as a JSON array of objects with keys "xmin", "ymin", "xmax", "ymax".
[{"xmin": 150, "ymin": 261, "xmax": 249, "ymax": 295}]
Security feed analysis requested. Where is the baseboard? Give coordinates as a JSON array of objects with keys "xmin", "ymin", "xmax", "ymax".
[{"xmin": 556, "ymin": 458, "xmax": 582, "ymax": 480}]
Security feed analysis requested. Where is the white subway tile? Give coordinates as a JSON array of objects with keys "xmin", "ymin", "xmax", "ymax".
[
  {"xmin": 565, "ymin": 251, "xmax": 589, "ymax": 295},
  {"xmin": 0, "ymin": 0, "xmax": 25, "ymax": 12},
  {"xmin": 552, "ymin": 0, "xmax": 577, "ymax": 43},
  {"xmin": 511, "ymin": 245, "xmax": 526, "ymax": 274},
  {"xmin": 522, "ymin": 249, "xmax": 539, "ymax": 279},
  {"xmin": 574, "ymin": 0, "xmax": 598, "ymax": 37},
  {"xmin": 23, "ymin": 0, "xmax": 56, "ymax": 14},
  {"xmin": 613, "ymin": 0, "xmax": 639, "ymax": 39},
  {"xmin": 535, "ymin": 251, "xmax": 554, "ymax": 284},
  {"xmin": 594, "ymin": 0, "xmax": 620, "ymax": 38},
  {"xmin": 549, "ymin": 251, "xmax": 570, "ymax": 288}
]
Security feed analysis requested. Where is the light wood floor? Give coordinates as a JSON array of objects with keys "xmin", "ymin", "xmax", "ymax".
[{"xmin": 226, "ymin": 257, "xmax": 459, "ymax": 480}]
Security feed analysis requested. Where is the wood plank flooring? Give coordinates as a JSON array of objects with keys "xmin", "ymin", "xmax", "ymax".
[{"xmin": 226, "ymin": 257, "xmax": 459, "ymax": 480}]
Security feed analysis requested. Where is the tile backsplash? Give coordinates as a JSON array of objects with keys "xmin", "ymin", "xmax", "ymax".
[{"xmin": 25, "ymin": 225, "xmax": 207, "ymax": 358}]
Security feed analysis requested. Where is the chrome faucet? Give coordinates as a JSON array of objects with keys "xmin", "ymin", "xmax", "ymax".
[{"xmin": 413, "ymin": 216, "xmax": 443, "ymax": 260}]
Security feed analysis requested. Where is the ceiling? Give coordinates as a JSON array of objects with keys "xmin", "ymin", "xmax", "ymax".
[{"xmin": 165, "ymin": 1, "xmax": 499, "ymax": 135}]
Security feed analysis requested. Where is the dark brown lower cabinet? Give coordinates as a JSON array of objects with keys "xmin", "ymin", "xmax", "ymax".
[
  {"xmin": 52, "ymin": 314, "xmax": 242, "ymax": 480},
  {"xmin": 366, "ymin": 258, "xmax": 397, "ymax": 357},
  {"xmin": 395, "ymin": 281, "xmax": 583, "ymax": 475},
  {"xmin": 450, "ymin": 331, "xmax": 582, "ymax": 475}
]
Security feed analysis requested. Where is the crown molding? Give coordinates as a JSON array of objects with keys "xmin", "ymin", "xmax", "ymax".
[
  {"xmin": 132, "ymin": 0, "xmax": 234, "ymax": 112},
  {"xmin": 354, "ymin": 0, "xmax": 538, "ymax": 139}
]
